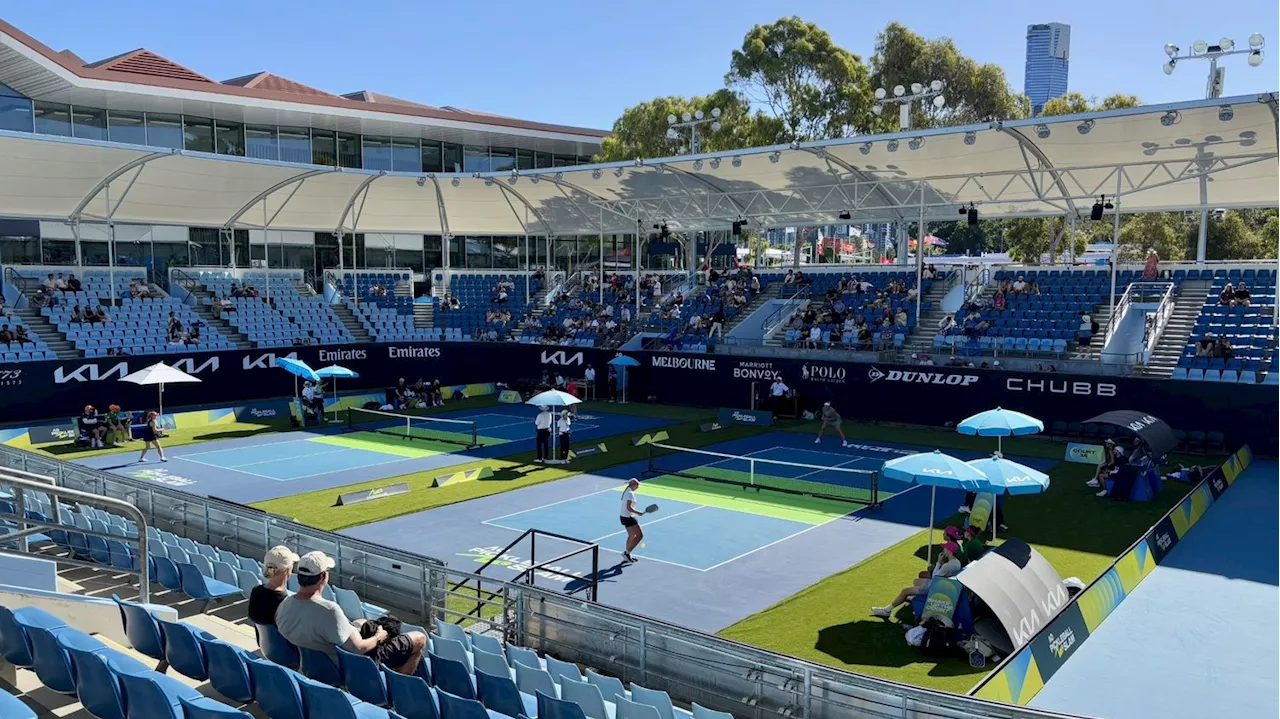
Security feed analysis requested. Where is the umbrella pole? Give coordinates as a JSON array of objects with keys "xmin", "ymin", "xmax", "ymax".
[
  {"xmin": 926, "ymin": 486, "xmax": 936, "ymax": 567},
  {"xmin": 158, "ymin": 382, "xmax": 164, "ymax": 420}
]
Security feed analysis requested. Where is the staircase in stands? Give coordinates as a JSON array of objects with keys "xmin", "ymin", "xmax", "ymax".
[
  {"xmin": 1142, "ymin": 279, "xmax": 1211, "ymax": 376},
  {"xmin": 896, "ymin": 275, "xmax": 964, "ymax": 360},
  {"xmin": 9, "ymin": 305, "xmax": 78, "ymax": 359},
  {"xmin": 330, "ymin": 303, "xmax": 372, "ymax": 342},
  {"xmin": 183, "ymin": 282, "xmax": 254, "ymax": 350}
]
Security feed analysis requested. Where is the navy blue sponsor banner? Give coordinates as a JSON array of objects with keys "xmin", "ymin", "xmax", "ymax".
[
  {"xmin": 1146, "ymin": 515, "xmax": 1181, "ymax": 564},
  {"xmin": 717, "ymin": 407, "xmax": 773, "ymax": 427},
  {"xmin": 232, "ymin": 399, "xmax": 293, "ymax": 423},
  {"xmin": 1026, "ymin": 602, "xmax": 1090, "ymax": 683},
  {"xmin": 26, "ymin": 421, "xmax": 78, "ymax": 444},
  {"xmin": 1, "ymin": 343, "xmax": 1276, "ymax": 455}
]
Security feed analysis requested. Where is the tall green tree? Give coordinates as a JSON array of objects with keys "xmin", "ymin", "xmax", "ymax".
[
  {"xmin": 869, "ymin": 23, "xmax": 1028, "ymax": 130},
  {"xmin": 1002, "ymin": 217, "xmax": 1086, "ymax": 263},
  {"xmin": 1118, "ymin": 213, "xmax": 1188, "ymax": 262},
  {"xmin": 725, "ymin": 17, "xmax": 874, "ymax": 140},
  {"xmin": 594, "ymin": 89, "xmax": 781, "ymax": 162},
  {"xmin": 1040, "ymin": 93, "xmax": 1142, "ymax": 117},
  {"xmin": 1199, "ymin": 210, "xmax": 1274, "ymax": 260}
]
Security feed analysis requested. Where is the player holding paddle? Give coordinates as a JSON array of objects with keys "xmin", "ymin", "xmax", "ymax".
[
  {"xmin": 619, "ymin": 478, "xmax": 658, "ymax": 563},
  {"xmin": 816, "ymin": 401, "xmax": 850, "ymax": 447}
]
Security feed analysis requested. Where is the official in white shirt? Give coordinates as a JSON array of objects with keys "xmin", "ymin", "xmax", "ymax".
[
  {"xmin": 534, "ymin": 406, "xmax": 553, "ymax": 462},
  {"xmin": 584, "ymin": 366, "xmax": 596, "ymax": 398},
  {"xmin": 769, "ymin": 378, "xmax": 789, "ymax": 417},
  {"xmin": 558, "ymin": 410, "xmax": 573, "ymax": 460}
]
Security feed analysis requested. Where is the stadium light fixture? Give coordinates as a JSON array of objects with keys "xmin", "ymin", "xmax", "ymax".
[
  {"xmin": 963, "ymin": 132, "xmax": 977, "ymax": 146},
  {"xmin": 859, "ymin": 142, "xmax": 873, "ymax": 154},
  {"xmin": 1077, "ymin": 119, "xmax": 1094, "ymax": 135},
  {"xmin": 886, "ymin": 140, "xmax": 899, "ymax": 152},
  {"xmin": 1161, "ymin": 110, "xmax": 1180, "ymax": 126},
  {"xmin": 1218, "ymin": 105, "xmax": 1234, "ymax": 121},
  {"xmin": 873, "ymin": 80, "xmax": 945, "ymax": 130},
  {"xmin": 1035, "ymin": 124, "xmax": 1051, "ymax": 139},
  {"xmin": 451, "ymin": 178, "xmax": 461, "ymax": 187},
  {"xmin": 731, "ymin": 156, "xmax": 742, "ymax": 167},
  {"xmin": 668, "ymin": 108, "xmax": 723, "ymax": 153},
  {"xmin": 908, "ymin": 137, "xmax": 924, "ymax": 150},
  {"xmin": 416, "ymin": 177, "xmax": 426, "ymax": 187},
  {"xmin": 591, "ymin": 169, "xmax": 602, "ymax": 179},
  {"xmin": 613, "ymin": 167, "xmax": 625, "ymax": 177},
  {"xmin": 709, "ymin": 157, "xmax": 721, "ymax": 169},
  {"xmin": 692, "ymin": 159, "xmax": 703, "ymax": 171},
  {"xmin": 769, "ymin": 151, "xmax": 781, "ymax": 163},
  {"xmin": 1162, "ymin": 35, "xmax": 1264, "ymax": 97},
  {"xmin": 529, "ymin": 175, "xmax": 539, "ymax": 184}
]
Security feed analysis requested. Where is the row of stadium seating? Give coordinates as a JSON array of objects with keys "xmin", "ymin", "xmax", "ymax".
[
  {"xmin": 17, "ymin": 270, "xmax": 148, "ymax": 300},
  {"xmin": 1172, "ymin": 280, "xmax": 1277, "ymax": 383},
  {"xmin": 346, "ymin": 301, "xmax": 431, "ymax": 343},
  {"xmin": 46, "ymin": 297, "xmax": 235, "ymax": 356},
  {"xmin": 198, "ymin": 273, "xmax": 356, "ymax": 349},
  {"xmin": 0, "ymin": 309, "xmax": 55, "ymax": 362},
  {"xmin": 435, "ymin": 273, "xmax": 541, "ymax": 339}
]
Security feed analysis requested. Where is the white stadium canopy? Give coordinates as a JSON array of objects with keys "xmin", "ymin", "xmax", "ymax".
[{"xmin": 0, "ymin": 93, "xmax": 1274, "ymax": 237}]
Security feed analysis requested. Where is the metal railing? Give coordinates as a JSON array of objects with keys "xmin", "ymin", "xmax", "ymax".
[
  {"xmin": 0, "ymin": 442, "xmax": 1091, "ymax": 719},
  {"xmin": 0, "ymin": 466, "xmax": 152, "ymax": 602},
  {"xmin": 1141, "ymin": 282, "xmax": 1178, "ymax": 364},
  {"xmin": 761, "ymin": 286, "xmax": 811, "ymax": 337}
]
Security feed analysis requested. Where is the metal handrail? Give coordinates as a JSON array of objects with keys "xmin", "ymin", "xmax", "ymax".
[
  {"xmin": 761, "ymin": 286, "xmax": 811, "ymax": 336},
  {"xmin": 1103, "ymin": 283, "xmax": 1133, "ymax": 348},
  {"xmin": 0, "ymin": 467, "xmax": 151, "ymax": 602}
]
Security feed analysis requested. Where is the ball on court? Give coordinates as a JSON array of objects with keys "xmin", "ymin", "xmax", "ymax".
[{"xmin": 640, "ymin": 543, "xmax": 646, "ymax": 549}]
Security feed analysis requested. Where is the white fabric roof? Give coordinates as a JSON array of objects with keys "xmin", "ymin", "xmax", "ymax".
[{"xmin": 0, "ymin": 93, "xmax": 1274, "ymax": 236}]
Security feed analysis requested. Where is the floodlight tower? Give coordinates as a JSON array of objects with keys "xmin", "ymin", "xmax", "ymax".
[
  {"xmin": 666, "ymin": 108, "xmax": 722, "ymax": 154},
  {"xmin": 872, "ymin": 80, "xmax": 946, "ymax": 130}
]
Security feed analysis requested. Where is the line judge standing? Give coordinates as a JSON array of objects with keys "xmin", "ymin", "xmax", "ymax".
[
  {"xmin": 558, "ymin": 409, "xmax": 573, "ymax": 461},
  {"xmin": 534, "ymin": 406, "xmax": 553, "ymax": 463}
]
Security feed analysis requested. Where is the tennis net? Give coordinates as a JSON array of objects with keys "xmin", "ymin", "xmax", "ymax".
[
  {"xmin": 646, "ymin": 442, "xmax": 879, "ymax": 505},
  {"xmin": 346, "ymin": 407, "xmax": 480, "ymax": 448}
]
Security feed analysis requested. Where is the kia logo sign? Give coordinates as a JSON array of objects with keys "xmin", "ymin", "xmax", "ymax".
[{"xmin": 541, "ymin": 351, "xmax": 584, "ymax": 366}]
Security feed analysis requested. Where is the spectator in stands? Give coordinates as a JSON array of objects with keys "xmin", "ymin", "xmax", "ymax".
[
  {"xmin": 249, "ymin": 545, "xmax": 299, "ymax": 626},
  {"xmin": 829, "ymin": 324, "xmax": 843, "ymax": 345},
  {"xmin": 857, "ymin": 324, "xmax": 873, "ymax": 349},
  {"xmin": 167, "ymin": 331, "xmax": 186, "ymax": 348},
  {"xmin": 919, "ymin": 354, "xmax": 935, "ymax": 366},
  {"xmin": 784, "ymin": 269, "xmax": 795, "ymax": 285},
  {"xmin": 231, "ymin": 282, "xmax": 244, "ymax": 298},
  {"xmin": 66, "ymin": 273, "xmax": 81, "ymax": 292},
  {"xmin": 32, "ymin": 285, "xmax": 54, "ymax": 308},
  {"xmin": 1077, "ymin": 311, "xmax": 1092, "ymax": 348},
  {"xmin": 277, "ymin": 551, "xmax": 427, "ymax": 675},
  {"xmin": 895, "ymin": 307, "xmax": 908, "ymax": 327},
  {"xmin": 1218, "ymin": 283, "xmax": 1235, "ymax": 306},
  {"xmin": 807, "ymin": 324, "xmax": 823, "ymax": 348},
  {"xmin": 167, "ymin": 312, "xmax": 182, "ymax": 338},
  {"xmin": 1234, "ymin": 282, "xmax": 1252, "ymax": 307},
  {"xmin": 95, "ymin": 306, "xmax": 111, "ymax": 324},
  {"xmin": 13, "ymin": 326, "xmax": 31, "ymax": 346},
  {"xmin": 871, "ymin": 541, "xmax": 962, "ymax": 617},
  {"xmin": 750, "ymin": 275, "xmax": 761, "ymax": 293},
  {"xmin": 79, "ymin": 405, "xmax": 107, "ymax": 448},
  {"xmin": 42, "ymin": 273, "xmax": 55, "ymax": 292},
  {"xmin": 992, "ymin": 290, "xmax": 1006, "ymax": 310},
  {"xmin": 1011, "ymin": 275, "xmax": 1027, "ymax": 293},
  {"xmin": 0, "ymin": 325, "xmax": 12, "ymax": 345},
  {"xmin": 1028, "ymin": 279, "xmax": 1041, "ymax": 296},
  {"xmin": 187, "ymin": 324, "xmax": 201, "ymax": 346},
  {"xmin": 54, "ymin": 273, "xmax": 68, "ymax": 290},
  {"xmin": 1214, "ymin": 337, "xmax": 1235, "ymax": 359},
  {"xmin": 1142, "ymin": 249, "xmax": 1161, "ymax": 280},
  {"xmin": 70, "ymin": 305, "xmax": 84, "ymax": 324}
]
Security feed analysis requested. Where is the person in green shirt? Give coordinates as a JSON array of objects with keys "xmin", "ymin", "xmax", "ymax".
[
  {"xmin": 104, "ymin": 404, "xmax": 129, "ymax": 446},
  {"xmin": 960, "ymin": 524, "xmax": 987, "ymax": 564}
]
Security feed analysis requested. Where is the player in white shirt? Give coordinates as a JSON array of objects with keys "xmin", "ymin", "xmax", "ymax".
[{"xmin": 619, "ymin": 478, "xmax": 643, "ymax": 563}]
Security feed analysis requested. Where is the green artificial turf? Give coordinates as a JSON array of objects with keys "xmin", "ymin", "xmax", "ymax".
[{"xmin": 717, "ymin": 431, "xmax": 1218, "ymax": 695}]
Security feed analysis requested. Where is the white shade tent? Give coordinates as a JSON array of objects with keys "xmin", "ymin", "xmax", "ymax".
[
  {"xmin": 0, "ymin": 94, "xmax": 1272, "ymax": 239},
  {"xmin": 119, "ymin": 361, "xmax": 202, "ymax": 418}
]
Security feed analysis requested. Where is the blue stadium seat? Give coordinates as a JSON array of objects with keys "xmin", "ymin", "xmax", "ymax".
[
  {"xmin": 429, "ymin": 651, "xmax": 477, "ymax": 700},
  {"xmin": 156, "ymin": 618, "xmax": 213, "ymax": 680},
  {"xmin": 561, "ymin": 677, "xmax": 611, "ymax": 719},
  {"xmin": 255, "ymin": 622, "xmax": 300, "ymax": 669},
  {"xmin": 299, "ymin": 646, "xmax": 344, "ymax": 687},
  {"xmin": 538, "ymin": 690, "xmax": 591, "ymax": 719},
  {"xmin": 200, "ymin": 636, "xmax": 256, "ymax": 704},
  {"xmin": 179, "ymin": 695, "xmax": 255, "ymax": 719},
  {"xmin": 24, "ymin": 624, "xmax": 91, "ymax": 694},
  {"xmin": 617, "ymin": 695, "xmax": 662, "ymax": 719},
  {"xmin": 177, "ymin": 562, "xmax": 242, "ymax": 610},
  {"xmin": 0, "ymin": 690, "xmax": 36, "ymax": 719},
  {"xmin": 475, "ymin": 668, "xmax": 533, "ymax": 718},
  {"xmin": 586, "ymin": 669, "xmax": 627, "ymax": 703},
  {"xmin": 297, "ymin": 676, "xmax": 393, "ymax": 719},
  {"xmin": 0, "ymin": 605, "xmax": 64, "ymax": 667},
  {"xmin": 629, "ymin": 684, "xmax": 682, "ymax": 719},
  {"xmin": 545, "ymin": 655, "xmax": 583, "ymax": 685},
  {"xmin": 385, "ymin": 670, "xmax": 440, "ymax": 719},
  {"xmin": 514, "ymin": 659, "xmax": 557, "ymax": 700},
  {"xmin": 467, "ymin": 632, "xmax": 504, "ymax": 657},
  {"xmin": 112, "ymin": 660, "xmax": 203, "ymax": 719},
  {"xmin": 337, "ymin": 645, "xmax": 390, "ymax": 706},
  {"xmin": 471, "ymin": 647, "xmax": 511, "ymax": 678},
  {"xmin": 246, "ymin": 657, "xmax": 306, "ymax": 719},
  {"xmin": 436, "ymin": 689, "xmax": 493, "ymax": 719},
  {"xmin": 692, "ymin": 704, "xmax": 735, "ymax": 719},
  {"xmin": 112, "ymin": 594, "xmax": 168, "ymax": 671}
]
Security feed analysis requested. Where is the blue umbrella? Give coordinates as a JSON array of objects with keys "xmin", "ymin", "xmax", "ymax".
[
  {"xmin": 957, "ymin": 407, "xmax": 1044, "ymax": 453},
  {"xmin": 881, "ymin": 451, "xmax": 991, "ymax": 565},
  {"xmin": 276, "ymin": 357, "xmax": 320, "ymax": 382},
  {"xmin": 967, "ymin": 455, "xmax": 1050, "ymax": 540},
  {"xmin": 607, "ymin": 355, "xmax": 641, "ymax": 367},
  {"xmin": 315, "ymin": 365, "xmax": 360, "ymax": 422},
  {"xmin": 607, "ymin": 355, "xmax": 640, "ymax": 403}
]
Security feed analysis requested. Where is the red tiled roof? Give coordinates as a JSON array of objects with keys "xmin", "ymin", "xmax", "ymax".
[
  {"xmin": 342, "ymin": 90, "xmax": 438, "ymax": 110},
  {"xmin": 88, "ymin": 48, "xmax": 214, "ymax": 83},
  {"xmin": 0, "ymin": 19, "xmax": 608, "ymax": 138},
  {"xmin": 223, "ymin": 71, "xmax": 338, "ymax": 98}
]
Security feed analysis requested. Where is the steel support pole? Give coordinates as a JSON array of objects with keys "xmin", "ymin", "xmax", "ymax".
[
  {"xmin": 916, "ymin": 185, "xmax": 925, "ymax": 325},
  {"xmin": 1108, "ymin": 174, "xmax": 1122, "ymax": 322}
]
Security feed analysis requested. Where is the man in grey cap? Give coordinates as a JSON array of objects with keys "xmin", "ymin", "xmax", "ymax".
[{"xmin": 275, "ymin": 551, "xmax": 427, "ymax": 674}]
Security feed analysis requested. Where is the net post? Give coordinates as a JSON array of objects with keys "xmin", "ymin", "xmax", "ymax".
[{"xmin": 871, "ymin": 470, "xmax": 879, "ymax": 507}]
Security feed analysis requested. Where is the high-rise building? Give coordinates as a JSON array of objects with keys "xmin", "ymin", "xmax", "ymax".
[{"xmin": 1024, "ymin": 23, "xmax": 1071, "ymax": 115}]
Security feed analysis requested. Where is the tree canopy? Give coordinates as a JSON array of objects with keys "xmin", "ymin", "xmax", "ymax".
[{"xmin": 1039, "ymin": 92, "xmax": 1141, "ymax": 117}]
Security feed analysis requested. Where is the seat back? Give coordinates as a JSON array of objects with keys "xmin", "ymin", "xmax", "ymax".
[
  {"xmin": 428, "ymin": 650, "xmax": 476, "ymax": 700},
  {"xmin": 586, "ymin": 669, "xmax": 627, "ymax": 705},
  {"xmin": 475, "ymin": 668, "xmax": 525, "ymax": 718},
  {"xmin": 66, "ymin": 645, "xmax": 127, "ymax": 719},
  {"xmin": 467, "ymin": 631, "xmax": 503, "ymax": 656},
  {"xmin": 616, "ymin": 695, "xmax": 663, "ymax": 719},
  {"xmin": 255, "ymin": 622, "xmax": 300, "ymax": 669},
  {"xmin": 0, "ymin": 690, "xmax": 36, "ymax": 719},
  {"xmin": 0, "ymin": 606, "xmax": 39, "ymax": 666},
  {"xmin": 199, "ymin": 636, "xmax": 255, "ymax": 704},
  {"xmin": 156, "ymin": 619, "xmax": 208, "ymax": 680},
  {"xmin": 212, "ymin": 560, "xmax": 239, "ymax": 586},
  {"xmin": 177, "ymin": 562, "xmax": 215, "ymax": 599},
  {"xmin": 152, "ymin": 555, "xmax": 183, "ymax": 591},
  {"xmin": 297, "ymin": 679, "xmax": 359, "ymax": 719},
  {"xmin": 178, "ymin": 695, "xmax": 255, "ymax": 718},
  {"xmin": 538, "ymin": 690, "xmax": 591, "ymax": 719},
  {"xmin": 298, "ymin": 646, "xmax": 343, "ymax": 687},
  {"xmin": 505, "ymin": 643, "xmax": 540, "ymax": 669},
  {"xmin": 561, "ymin": 677, "xmax": 609, "ymax": 719},
  {"xmin": 436, "ymin": 688, "xmax": 491, "ymax": 719},
  {"xmin": 546, "ymin": 654, "xmax": 584, "ymax": 686},
  {"xmin": 430, "ymin": 635, "xmax": 472, "ymax": 673},
  {"xmin": 246, "ymin": 657, "xmax": 306, "ymax": 719},
  {"xmin": 189, "ymin": 553, "xmax": 216, "ymax": 578},
  {"xmin": 385, "ymin": 671, "xmax": 440, "ymax": 719},
  {"xmin": 336, "ymin": 645, "xmax": 388, "ymax": 706},
  {"xmin": 24, "ymin": 625, "xmax": 77, "ymax": 694},
  {"xmin": 331, "ymin": 586, "xmax": 366, "ymax": 622},
  {"xmin": 514, "ymin": 659, "xmax": 558, "ymax": 700},
  {"xmin": 113, "ymin": 664, "xmax": 201, "ymax": 719},
  {"xmin": 692, "ymin": 703, "xmax": 735, "ymax": 719},
  {"xmin": 434, "ymin": 621, "xmax": 470, "ymax": 649},
  {"xmin": 471, "ymin": 646, "xmax": 510, "ymax": 677},
  {"xmin": 630, "ymin": 684, "xmax": 677, "ymax": 719}
]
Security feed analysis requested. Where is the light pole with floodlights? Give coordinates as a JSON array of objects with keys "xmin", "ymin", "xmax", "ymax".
[
  {"xmin": 1162, "ymin": 34, "xmax": 1264, "ymax": 262},
  {"xmin": 871, "ymin": 80, "xmax": 946, "ymax": 131},
  {"xmin": 667, "ymin": 108, "xmax": 721, "ymax": 155}
]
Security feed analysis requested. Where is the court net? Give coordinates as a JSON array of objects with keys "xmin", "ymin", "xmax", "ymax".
[
  {"xmin": 345, "ymin": 407, "xmax": 479, "ymax": 448},
  {"xmin": 646, "ymin": 442, "xmax": 879, "ymax": 505}
]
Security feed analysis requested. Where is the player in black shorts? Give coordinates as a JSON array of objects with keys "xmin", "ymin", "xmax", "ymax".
[{"xmin": 619, "ymin": 478, "xmax": 643, "ymax": 563}]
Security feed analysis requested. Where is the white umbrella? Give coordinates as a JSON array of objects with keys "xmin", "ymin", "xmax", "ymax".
[
  {"xmin": 119, "ymin": 361, "xmax": 202, "ymax": 419},
  {"xmin": 525, "ymin": 389, "xmax": 583, "ymax": 464},
  {"xmin": 315, "ymin": 365, "xmax": 360, "ymax": 422}
]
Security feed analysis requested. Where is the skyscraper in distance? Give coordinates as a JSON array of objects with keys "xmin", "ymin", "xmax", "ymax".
[{"xmin": 1025, "ymin": 23, "xmax": 1071, "ymax": 116}]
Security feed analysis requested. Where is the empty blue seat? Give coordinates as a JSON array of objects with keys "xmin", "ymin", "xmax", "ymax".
[
  {"xmin": 561, "ymin": 677, "xmax": 610, "ymax": 719},
  {"xmin": 179, "ymin": 696, "xmax": 255, "ymax": 718},
  {"xmin": 475, "ymin": 668, "xmax": 535, "ymax": 719},
  {"xmin": 436, "ymin": 689, "xmax": 494, "ymax": 719},
  {"xmin": 113, "ymin": 661, "xmax": 203, "ymax": 719},
  {"xmin": 586, "ymin": 669, "xmax": 628, "ymax": 704},
  {"xmin": 200, "ymin": 636, "xmax": 255, "ymax": 704},
  {"xmin": 630, "ymin": 684, "xmax": 680, "ymax": 719},
  {"xmin": 538, "ymin": 690, "xmax": 590, "ymax": 719},
  {"xmin": 0, "ymin": 605, "xmax": 64, "ymax": 667},
  {"xmin": 24, "ymin": 624, "xmax": 91, "ymax": 694},
  {"xmin": 0, "ymin": 691, "xmax": 36, "ymax": 719},
  {"xmin": 514, "ymin": 659, "xmax": 557, "ymax": 701},
  {"xmin": 151, "ymin": 555, "xmax": 184, "ymax": 592},
  {"xmin": 385, "ymin": 671, "xmax": 440, "ymax": 719},
  {"xmin": 297, "ymin": 677, "xmax": 393, "ymax": 719},
  {"xmin": 430, "ymin": 651, "xmax": 476, "ymax": 699},
  {"xmin": 692, "ymin": 704, "xmax": 734, "ymax": 719},
  {"xmin": 255, "ymin": 622, "xmax": 300, "ymax": 669},
  {"xmin": 68, "ymin": 645, "xmax": 150, "ymax": 719},
  {"xmin": 246, "ymin": 657, "xmax": 306, "ymax": 719},
  {"xmin": 177, "ymin": 562, "xmax": 242, "ymax": 610},
  {"xmin": 616, "ymin": 695, "xmax": 663, "ymax": 719},
  {"xmin": 338, "ymin": 645, "xmax": 389, "ymax": 706},
  {"xmin": 112, "ymin": 594, "xmax": 168, "ymax": 671}
]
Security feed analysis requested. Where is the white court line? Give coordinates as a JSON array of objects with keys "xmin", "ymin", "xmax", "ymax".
[
  {"xmin": 179, "ymin": 450, "xmax": 432, "ymax": 483},
  {"xmin": 221, "ymin": 447, "xmax": 354, "ymax": 470},
  {"xmin": 588, "ymin": 505, "xmax": 704, "ymax": 543},
  {"xmin": 179, "ymin": 438, "xmax": 314, "ymax": 460},
  {"xmin": 176, "ymin": 456, "xmax": 292, "ymax": 482},
  {"xmin": 479, "ymin": 517, "xmax": 711, "ymax": 572},
  {"xmin": 481, "ymin": 485, "xmax": 622, "ymax": 524}
]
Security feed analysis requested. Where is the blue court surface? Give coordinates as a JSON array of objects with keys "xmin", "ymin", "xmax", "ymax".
[
  {"xmin": 72, "ymin": 404, "xmax": 672, "ymax": 504},
  {"xmin": 343, "ymin": 431, "xmax": 1057, "ymax": 631},
  {"xmin": 1031, "ymin": 461, "xmax": 1279, "ymax": 719}
]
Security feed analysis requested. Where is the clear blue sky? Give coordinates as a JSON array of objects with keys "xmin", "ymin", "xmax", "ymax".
[{"xmin": 10, "ymin": 1, "xmax": 1278, "ymax": 130}]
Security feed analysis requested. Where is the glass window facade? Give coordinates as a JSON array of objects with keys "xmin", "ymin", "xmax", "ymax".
[
  {"xmin": 391, "ymin": 138, "xmax": 420, "ymax": 172},
  {"xmin": 421, "ymin": 141, "xmax": 443, "ymax": 173},
  {"xmin": 362, "ymin": 136, "xmax": 392, "ymax": 171},
  {"xmin": 463, "ymin": 145, "xmax": 490, "ymax": 173},
  {"xmin": 32, "ymin": 102, "xmax": 72, "ymax": 136},
  {"xmin": 145, "ymin": 113, "xmax": 184, "ymax": 149},
  {"xmin": 337, "ymin": 133, "xmax": 361, "ymax": 168},
  {"xmin": 490, "ymin": 147, "xmax": 516, "ymax": 173},
  {"xmin": 215, "ymin": 121, "xmax": 244, "ymax": 155},
  {"xmin": 107, "ymin": 111, "xmax": 146, "ymax": 145},
  {"xmin": 278, "ymin": 127, "xmax": 311, "ymax": 164},
  {"xmin": 516, "ymin": 149, "xmax": 534, "ymax": 170},
  {"xmin": 442, "ymin": 142, "xmax": 463, "ymax": 173},
  {"xmin": 312, "ymin": 130, "xmax": 336, "ymax": 166},
  {"xmin": 183, "ymin": 116, "xmax": 214, "ymax": 152},
  {"xmin": 71, "ymin": 107, "xmax": 107, "ymax": 140},
  {"xmin": 0, "ymin": 82, "xmax": 32, "ymax": 133},
  {"xmin": 245, "ymin": 125, "xmax": 278, "ymax": 160}
]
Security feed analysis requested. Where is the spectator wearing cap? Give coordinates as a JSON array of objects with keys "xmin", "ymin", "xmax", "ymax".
[
  {"xmin": 960, "ymin": 525, "xmax": 987, "ymax": 564},
  {"xmin": 275, "ymin": 551, "xmax": 428, "ymax": 674},
  {"xmin": 1088, "ymin": 439, "xmax": 1123, "ymax": 490},
  {"xmin": 872, "ymin": 542, "xmax": 963, "ymax": 618},
  {"xmin": 248, "ymin": 546, "xmax": 299, "ymax": 626},
  {"xmin": 79, "ymin": 405, "xmax": 106, "ymax": 448}
]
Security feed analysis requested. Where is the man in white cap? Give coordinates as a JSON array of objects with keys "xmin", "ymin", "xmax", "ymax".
[
  {"xmin": 248, "ymin": 545, "xmax": 298, "ymax": 626},
  {"xmin": 275, "ymin": 551, "xmax": 427, "ymax": 674}
]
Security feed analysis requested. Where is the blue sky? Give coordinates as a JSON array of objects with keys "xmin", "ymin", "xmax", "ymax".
[{"xmin": 10, "ymin": 1, "xmax": 1278, "ymax": 130}]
